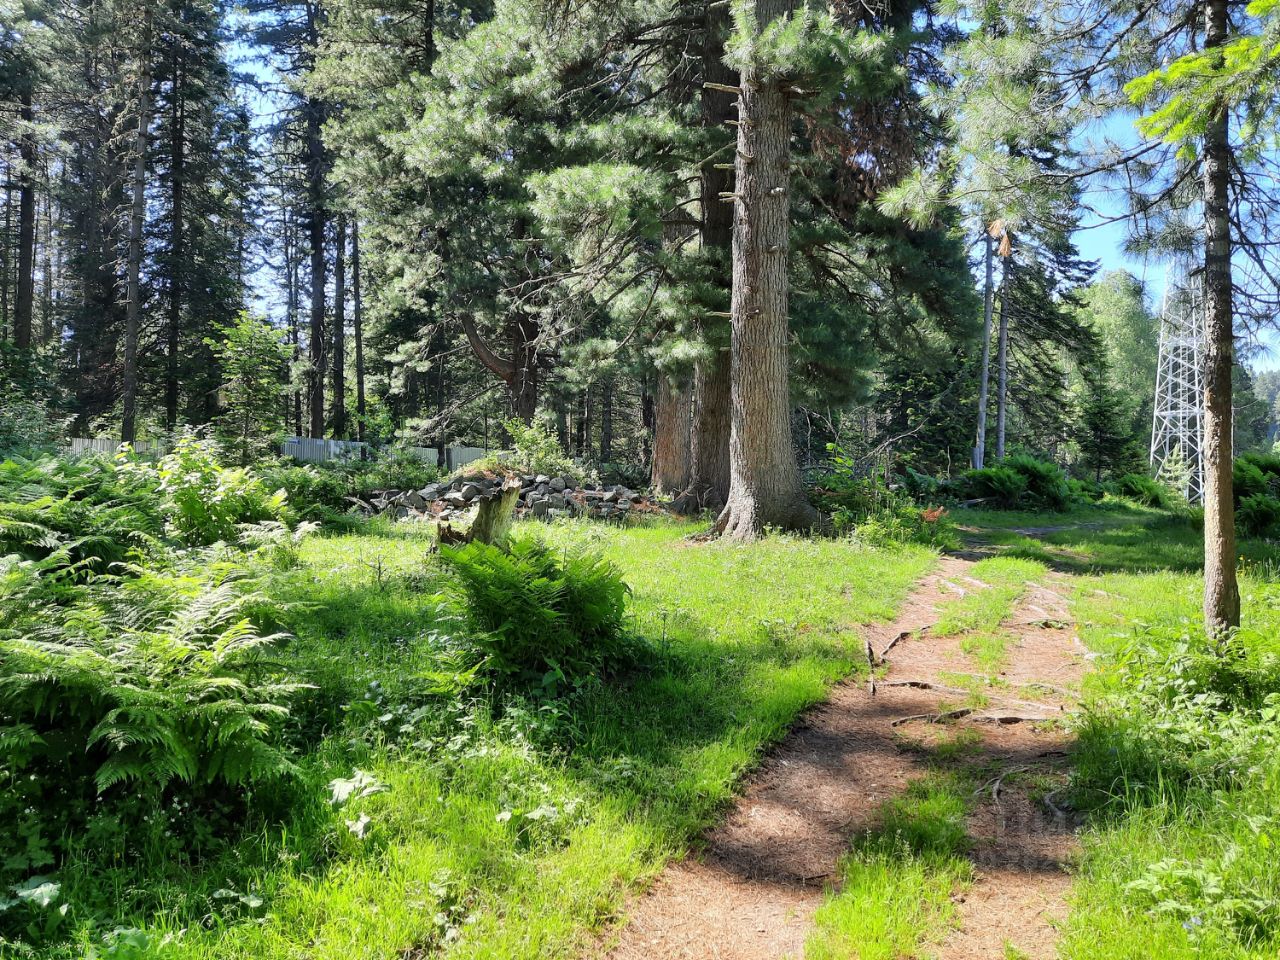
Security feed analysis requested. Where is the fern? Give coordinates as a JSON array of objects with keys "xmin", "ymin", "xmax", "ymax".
[{"xmin": 439, "ymin": 535, "xmax": 633, "ymax": 686}]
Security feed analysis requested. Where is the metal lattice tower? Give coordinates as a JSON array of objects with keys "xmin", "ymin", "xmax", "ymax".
[{"xmin": 1150, "ymin": 273, "xmax": 1206, "ymax": 502}]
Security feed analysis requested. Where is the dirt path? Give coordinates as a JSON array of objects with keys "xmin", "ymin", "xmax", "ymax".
[{"xmin": 595, "ymin": 552, "xmax": 1086, "ymax": 960}]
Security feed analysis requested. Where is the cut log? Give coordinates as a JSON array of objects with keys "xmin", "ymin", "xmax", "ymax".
[{"xmin": 467, "ymin": 478, "xmax": 522, "ymax": 546}]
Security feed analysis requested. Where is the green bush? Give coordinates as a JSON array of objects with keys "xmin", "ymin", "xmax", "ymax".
[
  {"xmin": 120, "ymin": 434, "xmax": 287, "ymax": 544},
  {"xmin": 499, "ymin": 417, "xmax": 581, "ymax": 481},
  {"xmin": 962, "ymin": 466, "xmax": 1027, "ymax": 508},
  {"xmin": 0, "ymin": 454, "xmax": 164, "ymax": 577},
  {"xmin": 850, "ymin": 504, "xmax": 960, "ymax": 551},
  {"xmin": 1004, "ymin": 454, "xmax": 1070, "ymax": 511},
  {"xmin": 1068, "ymin": 476, "xmax": 1105, "ymax": 502},
  {"xmin": 1239, "ymin": 451, "xmax": 1280, "ymax": 481},
  {"xmin": 1233, "ymin": 458, "xmax": 1269, "ymax": 504},
  {"xmin": 1237, "ymin": 493, "xmax": 1280, "ymax": 538},
  {"xmin": 439, "ymin": 536, "xmax": 632, "ymax": 689},
  {"xmin": 1117, "ymin": 472, "xmax": 1169, "ymax": 508},
  {"xmin": 259, "ymin": 463, "xmax": 352, "ymax": 520}
]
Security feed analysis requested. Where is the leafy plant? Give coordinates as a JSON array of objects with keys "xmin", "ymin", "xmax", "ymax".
[
  {"xmin": 1233, "ymin": 458, "xmax": 1269, "ymax": 504},
  {"xmin": 963, "ymin": 466, "xmax": 1027, "ymax": 508},
  {"xmin": 119, "ymin": 433, "xmax": 287, "ymax": 544},
  {"xmin": 439, "ymin": 535, "xmax": 632, "ymax": 688},
  {"xmin": 499, "ymin": 417, "xmax": 581, "ymax": 481},
  {"xmin": 1117, "ymin": 472, "xmax": 1169, "ymax": 508},
  {"xmin": 1237, "ymin": 493, "xmax": 1280, "ymax": 538},
  {"xmin": 1004, "ymin": 454, "xmax": 1069, "ymax": 511}
]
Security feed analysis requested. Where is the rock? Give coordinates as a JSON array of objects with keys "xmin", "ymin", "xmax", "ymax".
[
  {"xmin": 418, "ymin": 484, "xmax": 441, "ymax": 501},
  {"xmin": 529, "ymin": 498, "xmax": 550, "ymax": 518},
  {"xmin": 406, "ymin": 491, "xmax": 427, "ymax": 510},
  {"xmin": 549, "ymin": 476, "xmax": 566, "ymax": 492},
  {"xmin": 535, "ymin": 474, "xmax": 550, "ymax": 485},
  {"xmin": 444, "ymin": 491, "xmax": 468, "ymax": 508},
  {"xmin": 547, "ymin": 493, "xmax": 566, "ymax": 509},
  {"xmin": 460, "ymin": 482, "xmax": 485, "ymax": 501},
  {"xmin": 603, "ymin": 490, "xmax": 619, "ymax": 503}
]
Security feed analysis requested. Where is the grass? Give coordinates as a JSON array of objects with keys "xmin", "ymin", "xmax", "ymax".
[
  {"xmin": 932, "ymin": 555, "xmax": 1046, "ymax": 637},
  {"xmin": 29, "ymin": 517, "xmax": 934, "ymax": 960},
  {"xmin": 805, "ymin": 772, "xmax": 975, "ymax": 960}
]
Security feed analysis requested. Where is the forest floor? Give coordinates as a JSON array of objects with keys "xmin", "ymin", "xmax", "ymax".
[{"xmin": 598, "ymin": 532, "xmax": 1085, "ymax": 960}]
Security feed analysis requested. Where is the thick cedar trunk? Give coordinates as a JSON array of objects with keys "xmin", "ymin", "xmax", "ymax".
[
  {"xmin": 640, "ymin": 385, "xmax": 654, "ymax": 467},
  {"xmin": 165, "ymin": 56, "xmax": 185, "ymax": 432},
  {"xmin": 15, "ymin": 92, "xmax": 36, "ymax": 351},
  {"xmin": 306, "ymin": 113, "xmax": 326, "ymax": 438},
  {"xmin": 652, "ymin": 375, "xmax": 692, "ymax": 496},
  {"xmin": 352, "ymin": 220, "xmax": 366, "ymax": 444},
  {"xmin": 121, "ymin": 12, "xmax": 152, "ymax": 443},
  {"xmin": 332, "ymin": 214, "xmax": 347, "ymax": 438},
  {"xmin": 1202, "ymin": 0, "xmax": 1240, "ymax": 634},
  {"xmin": 715, "ymin": 0, "xmax": 819, "ymax": 539},
  {"xmin": 972, "ymin": 230, "xmax": 994, "ymax": 469},
  {"xmin": 995, "ymin": 254, "xmax": 1011, "ymax": 461},
  {"xmin": 684, "ymin": 3, "xmax": 735, "ymax": 511}
]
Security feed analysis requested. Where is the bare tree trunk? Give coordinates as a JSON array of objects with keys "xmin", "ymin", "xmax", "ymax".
[
  {"xmin": 510, "ymin": 314, "xmax": 538, "ymax": 423},
  {"xmin": 600, "ymin": 378, "xmax": 613, "ymax": 463},
  {"xmin": 684, "ymin": 1, "xmax": 735, "ymax": 511},
  {"xmin": 995, "ymin": 254, "xmax": 1011, "ymax": 461},
  {"xmin": 1202, "ymin": 0, "xmax": 1240, "ymax": 634},
  {"xmin": 715, "ymin": 0, "xmax": 819, "ymax": 539},
  {"xmin": 14, "ymin": 91, "xmax": 36, "ymax": 351},
  {"xmin": 165, "ymin": 52, "xmax": 185, "ymax": 432},
  {"xmin": 652, "ymin": 375, "xmax": 692, "ymax": 495},
  {"xmin": 332, "ymin": 214, "xmax": 347, "ymax": 438},
  {"xmin": 121, "ymin": 11, "xmax": 152, "ymax": 443},
  {"xmin": 352, "ymin": 220, "xmax": 366, "ymax": 444},
  {"xmin": 304, "ymin": 2, "xmax": 328, "ymax": 439},
  {"xmin": 973, "ymin": 229, "xmax": 994, "ymax": 469},
  {"xmin": 284, "ymin": 207, "xmax": 302, "ymax": 436}
]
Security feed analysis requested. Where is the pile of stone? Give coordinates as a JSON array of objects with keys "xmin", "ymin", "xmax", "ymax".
[{"xmin": 349, "ymin": 470, "xmax": 655, "ymax": 524}]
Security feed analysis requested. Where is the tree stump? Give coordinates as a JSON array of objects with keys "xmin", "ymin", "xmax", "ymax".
[{"xmin": 438, "ymin": 477, "xmax": 522, "ymax": 548}]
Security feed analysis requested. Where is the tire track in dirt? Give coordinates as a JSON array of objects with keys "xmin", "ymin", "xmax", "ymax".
[{"xmin": 592, "ymin": 550, "xmax": 1087, "ymax": 960}]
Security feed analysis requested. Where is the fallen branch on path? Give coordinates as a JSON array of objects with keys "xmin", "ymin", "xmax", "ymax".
[
  {"xmin": 890, "ymin": 708, "xmax": 974, "ymax": 727},
  {"xmin": 879, "ymin": 626, "xmax": 928, "ymax": 661}
]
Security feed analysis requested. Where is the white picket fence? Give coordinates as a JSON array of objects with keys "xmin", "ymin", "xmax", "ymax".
[
  {"xmin": 68, "ymin": 437, "xmax": 165, "ymax": 459},
  {"xmin": 281, "ymin": 436, "xmax": 489, "ymax": 470},
  {"xmin": 67, "ymin": 435, "xmax": 490, "ymax": 471}
]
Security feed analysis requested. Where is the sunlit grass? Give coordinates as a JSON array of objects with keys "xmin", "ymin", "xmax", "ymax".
[
  {"xmin": 39, "ymin": 518, "xmax": 934, "ymax": 960},
  {"xmin": 932, "ymin": 556, "xmax": 1045, "ymax": 637}
]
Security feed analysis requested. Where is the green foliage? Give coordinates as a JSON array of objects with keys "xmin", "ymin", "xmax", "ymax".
[
  {"xmin": 207, "ymin": 313, "xmax": 291, "ymax": 466},
  {"xmin": 498, "ymin": 418, "xmax": 581, "ymax": 481},
  {"xmin": 1234, "ymin": 458, "xmax": 1269, "ymax": 503},
  {"xmin": 259, "ymin": 456, "xmax": 444, "ymax": 522},
  {"xmin": 120, "ymin": 434, "xmax": 288, "ymax": 545},
  {"xmin": 848, "ymin": 504, "xmax": 960, "ymax": 552},
  {"xmin": 1237, "ymin": 493, "xmax": 1280, "ymax": 538},
  {"xmin": 1117, "ymin": 473, "xmax": 1170, "ymax": 508},
  {"xmin": 1004, "ymin": 454, "xmax": 1070, "ymax": 511},
  {"xmin": 439, "ymin": 536, "xmax": 632, "ymax": 689},
  {"xmin": 963, "ymin": 465, "xmax": 1027, "ymax": 508}
]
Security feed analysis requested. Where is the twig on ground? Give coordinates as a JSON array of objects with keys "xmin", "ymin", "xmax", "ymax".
[{"xmin": 890, "ymin": 708, "xmax": 974, "ymax": 727}]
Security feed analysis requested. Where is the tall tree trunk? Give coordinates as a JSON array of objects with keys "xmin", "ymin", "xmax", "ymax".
[
  {"xmin": 684, "ymin": 1, "xmax": 735, "ymax": 511},
  {"xmin": 306, "ymin": 121, "xmax": 326, "ymax": 439},
  {"xmin": 973, "ymin": 228, "xmax": 995, "ymax": 469},
  {"xmin": 41, "ymin": 175, "xmax": 54, "ymax": 343},
  {"xmin": 995, "ymin": 254, "xmax": 1012, "ymax": 461},
  {"xmin": 2, "ymin": 171, "xmax": 12, "ymax": 339},
  {"xmin": 284, "ymin": 207, "xmax": 302, "ymax": 436},
  {"xmin": 1202, "ymin": 0, "xmax": 1240, "ymax": 634},
  {"xmin": 509, "ymin": 313, "xmax": 538, "ymax": 423},
  {"xmin": 651, "ymin": 375, "xmax": 692, "ymax": 495},
  {"xmin": 332, "ymin": 214, "xmax": 347, "ymax": 438},
  {"xmin": 121, "ymin": 11, "xmax": 153, "ymax": 443},
  {"xmin": 165, "ymin": 52, "xmax": 185, "ymax": 432},
  {"xmin": 600, "ymin": 378, "xmax": 613, "ymax": 463},
  {"xmin": 715, "ymin": 0, "xmax": 819, "ymax": 539},
  {"xmin": 352, "ymin": 219, "xmax": 366, "ymax": 444},
  {"xmin": 14, "ymin": 91, "xmax": 36, "ymax": 351}
]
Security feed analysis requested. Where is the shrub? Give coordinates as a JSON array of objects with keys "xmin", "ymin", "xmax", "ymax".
[
  {"xmin": 1237, "ymin": 493, "xmax": 1280, "ymax": 538},
  {"xmin": 439, "ymin": 536, "xmax": 632, "ymax": 688},
  {"xmin": 963, "ymin": 466, "xmax": 1027, "ymax": 508},
  {"xmin": 1239, "ymin": 451, "xmax": 1280, "ymax": 481},
  {"xmin": 851, "ymin": 504, "xmax": 960, "ymax": 551},
  {"xmin": 499, "ymin": 417, "xmax": 581, "ymax": 480},
  {"xmin": 1233, "ymin": 458, "xmax": 1269, "ymax": 504},
  {"xmin": 1068, "ymin": 477, "xmax": 1105, "ymax": 503},
  {"xmin": 1004, "ymin": 454, "xmax": 1070, "ymax": 511},
  {"xmin": 120, "ymin": 434, "xmax": 287, "ymax": 544},
  {"xmin": 258, "ymin": 463, "xmax": 352, "ymax": 520},
  {"xmin": 1117, "ymin": 473, "xmax": 1169, "ymax": 508}
]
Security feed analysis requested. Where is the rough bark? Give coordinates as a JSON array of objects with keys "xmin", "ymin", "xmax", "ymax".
[
  {"xmin": 510, "ymin": 314, "xmax": 538, "ymax": 423},
  {"xmin": 973, "ymin": 229, "xmax": 994, "ymax": 469},
  {"xmin": 995, "ymin": 254, "xmax": 1012, "ymax": 462},
  {"xmin": 600, "ymin": 379, "xmax": 613, "ymax": 463},
  {"xmin": 1202, "ymin": 0, "xmax": 1240, "ymax": 634},
  {"xmin": 352, "ymin": 220, "xmax": 366, "ymax": 444},
  {"xmin": 304, "ymin": 1, "xmax": 328, "ymax": 438},
  {"xmin": 683, "ymin": 2, "xmax": 735, "ymax": 511},
  {"xmin": 652, "ymin": 375, "xmax": 692, "ymax": 496},
  {"xmin": 468, "ymin": 479, "xmax": 521, "ymax": 546},
  {"xmin": 332, "ymin": 214, "xmax": 347, "ymax": 438},
  {"xmin": 15, "ymin": 91, "xmax": 36, "ymax": 351},
  {"xmin": 165, "ymin": 54, "xmax": 185, "ymax": 432},
  {"xmin": 121, "ymin": 11, "xmax": 152, "ymax": 444},
  {"xmin": 284, "ymin": 207, "xmax": 302, "ymax": 436},
  {"xmin": 715, "ymin": 0, "xmax": 820, "ymax": 539}
]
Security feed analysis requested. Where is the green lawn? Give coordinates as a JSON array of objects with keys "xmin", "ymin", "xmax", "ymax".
[{"xmin": 45, "ymin": 518, "xmax": 933, "ymax": 959}]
